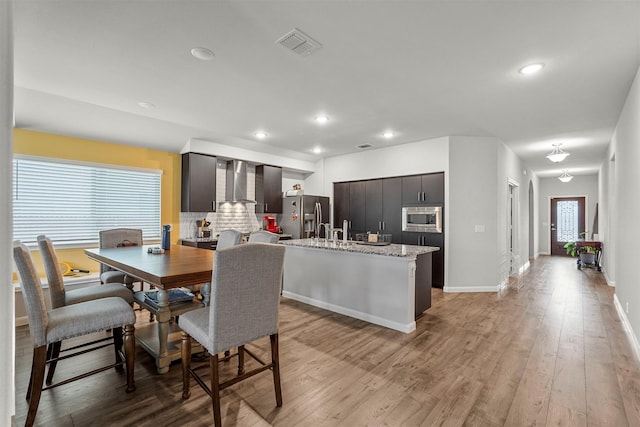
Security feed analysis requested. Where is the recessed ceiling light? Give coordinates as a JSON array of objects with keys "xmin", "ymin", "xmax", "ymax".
[
  {"xmin": 137, "ymin": 101, "xmax": 155, "ymax": 109},
  {"xmin": 312, "ymin": 146, "xmax": 322, "ymax": 154},
  {"xmin": 254, "ymin": 131, "xmax": 268, "ymax": 139},
  {"xmin": 314, "ymin": 115, "xmax": 329, "ymax": 124},
  {"xmin": 382, "ymin": 131, "xmax": 395, "ymax": 139},
  {"xmin": 519, "ymin": 63, "xmax": 544, "ymax": 75},
  {"xmin": 190, "ymin": 47, "xmax": 215, "ymax": 61}
]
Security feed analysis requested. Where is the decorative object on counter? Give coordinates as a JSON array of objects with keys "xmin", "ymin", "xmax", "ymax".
[
  {"xmin": 147, "ymin": 247, "xmax": 165, "ymax": 254},
  {"xmin": 355, "ymin": 232, "xmax": 392, "ymax": 245}
]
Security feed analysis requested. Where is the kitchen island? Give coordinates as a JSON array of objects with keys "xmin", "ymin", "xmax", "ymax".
[{"xmin": 281, "ymin": 239, "xmax": 439, "ymax": 333}]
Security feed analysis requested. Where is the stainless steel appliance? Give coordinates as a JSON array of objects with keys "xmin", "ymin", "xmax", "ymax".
[
  {"xmin": 281, "ymin": 195, "xmax": 330, "ymax": 239},
  {"xmin": 402, "ymin": 206, "xmax": 442, "ymax": 233}
]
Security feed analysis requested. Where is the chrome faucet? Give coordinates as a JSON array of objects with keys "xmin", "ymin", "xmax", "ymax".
[{"xmin": 318, "ymin": 223, "xmax": 332, "ymax": 240}]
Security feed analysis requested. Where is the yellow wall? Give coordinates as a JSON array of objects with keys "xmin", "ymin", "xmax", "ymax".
[{"xmin": 13, "ymin": 128, "xmax": 181, "ymax": 276}]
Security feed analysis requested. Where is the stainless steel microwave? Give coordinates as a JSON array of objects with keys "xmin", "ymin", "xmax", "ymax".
[{"xmin": 402, "ymin": 206, "xmax": 442, "ymax": 233}]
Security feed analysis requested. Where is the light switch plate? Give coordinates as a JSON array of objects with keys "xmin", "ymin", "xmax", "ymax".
[{"xmin": 474, "ymin": 225, "xmax": 485, "ymax": 233}]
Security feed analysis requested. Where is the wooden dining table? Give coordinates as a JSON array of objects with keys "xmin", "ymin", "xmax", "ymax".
[{"xmin": 85, "ymin": 244, "xmax": 214, "ymax": 374}]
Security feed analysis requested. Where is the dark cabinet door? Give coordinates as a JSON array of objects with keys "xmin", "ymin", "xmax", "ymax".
[
  {"xmin": 256, "ymin": 165, "xmax": 283, "ymax": 213},
  {"xmin": 422, "ymin": 173, "xmax": 444, "ymax": 205},
  {"xmin": 365, "ymin": 179, "xmax": 383, "ymax": 233},
  {"xmin": 402, "ymin": 231, "xmax": 444, "ymax": 289},
  {"xmin": 382, "ymin": 177, "xmax": 402, "ymax": 243},
  {"xmin": 402, "ymin": 175, "xmax": 423, "ymax": 205},
  {"xmin": 349, "ymin": 181, "xmax": 366, "ymax": 237},
  {"xmin": 181, "ymin": 153, "xmax": 216, "ymax": 212},
  {"xmin": 402, "ymin": 173, "xmax": 445, "ymax": 205},
  {"xmin": 423, "ymin": 233, "xmax": 444, "ymax": 289},
  {"xmin": 333, "ymin": 182, "xmax": 350, "ymax": 229}
]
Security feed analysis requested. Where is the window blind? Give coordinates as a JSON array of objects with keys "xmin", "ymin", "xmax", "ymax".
[{"xmin": 13, "ymin": 157, "xmax": 162, "ymax": 246}]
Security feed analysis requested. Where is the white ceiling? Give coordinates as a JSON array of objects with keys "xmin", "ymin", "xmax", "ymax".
[{"xmin": 13, "ymin": 1, "xmax": 640, "ymax": 177}]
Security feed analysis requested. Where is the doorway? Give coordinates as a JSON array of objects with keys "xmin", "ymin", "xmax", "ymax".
[
  {"xmin": 508, "ymin": 180, "xmax": 520, "ymax": 274},
  {"xmin": 550, "ymin": 197, "xmax": 586, "ymax": 256}
]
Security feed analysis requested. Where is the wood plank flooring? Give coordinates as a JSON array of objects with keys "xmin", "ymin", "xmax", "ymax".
[{"xmin": 14, "ymin": 256, "xmax": 640, "ymax": 426}]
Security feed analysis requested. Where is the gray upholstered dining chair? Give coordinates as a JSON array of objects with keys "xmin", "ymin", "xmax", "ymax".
[
  {"xmin": 215, "ymin": 229, "xmax": 243, "ymax": 249},
  {"xmin": 99, "ymin": 228, "xmax": 143, "ymax": 290},
  {"xmin": 178, "ymin": 243, "xmax": 285, "ymax": 427},
  {"xmin": 37, "ymin": 235, "xmax": 134, "ymax": 385},
  {"xmin": 13, "ymin": 241, "xmax": 136, "ymax": 427},
  {"xmin": 248, "ymin": 230, "xmax": 280, "ymax": 244}
]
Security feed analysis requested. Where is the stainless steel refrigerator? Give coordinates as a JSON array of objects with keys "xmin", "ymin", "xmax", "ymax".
[{"xmin": 281, "ymin": 195, "xmax": 330, "ymax": 239}]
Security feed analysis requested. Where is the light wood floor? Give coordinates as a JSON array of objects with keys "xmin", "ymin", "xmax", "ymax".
[{"xmin": 14, "ymin": 256, "xmax": 640, "ymax": 426}]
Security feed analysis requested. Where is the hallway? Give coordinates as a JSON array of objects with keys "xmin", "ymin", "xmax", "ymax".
[{"xmin": 14, "ymin": 255, "xmax": 640, "ymax": 426}]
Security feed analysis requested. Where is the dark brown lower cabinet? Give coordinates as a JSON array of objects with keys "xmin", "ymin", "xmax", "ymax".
[{"xmin": 415, "ymin": 253, "xmax": 432, "ymax": 317}]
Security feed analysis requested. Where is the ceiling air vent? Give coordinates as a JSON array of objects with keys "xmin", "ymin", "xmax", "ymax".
[
  {"xmin": 356, "ymin": 144, "xmax": 373, "ymax": 149},
  {"xmin": 276, "ymin": 28, "xmax": 322, "ymax": 57}
]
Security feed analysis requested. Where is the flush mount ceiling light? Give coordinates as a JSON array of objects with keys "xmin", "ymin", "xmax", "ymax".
[
  {"xmin": 190, "ymin": 47, "xmax": 215, "ymax": 61},
  {"xmin": 558, "ymin": 170, "xmax": 573, "ymax": 183},
  {"xmin": 254, "ymin": 131, "xmax": 268, "ymax": 139},
  {"xmin": 312, "ymin": 146, "xmax": 322, "ymax": 154},
  {"xmin": 382, "ymin": 131, "xmax": 395, "ymax": 139},
  {"xmin": 546, "ymin": 143, "xmax": 570, "ymax": 162},
  {"xmin": 314, "ymin": 115, "xmax": 329, "ymax": 124},
  {"xmin": 519, "ymin": 63, "xmax": 544, "ymax": 75},
  {"xmin": 137, "ymin": 101, "xmax": 155, "ymax": 109}
]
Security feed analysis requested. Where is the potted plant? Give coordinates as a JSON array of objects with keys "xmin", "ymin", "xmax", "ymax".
[{"xmin": 564, "ymin": 241, "xmax": 598, "ymax": 269}]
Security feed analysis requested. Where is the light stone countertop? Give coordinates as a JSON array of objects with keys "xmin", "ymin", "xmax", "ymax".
[{"xmin": 281, "ymin": 238, "xmax": 439, "ymax": 258}]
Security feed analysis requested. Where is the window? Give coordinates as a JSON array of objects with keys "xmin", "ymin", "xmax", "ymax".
[{"xmin": 13, "ymin": 156, "xmax": 162, "ymax": 246}]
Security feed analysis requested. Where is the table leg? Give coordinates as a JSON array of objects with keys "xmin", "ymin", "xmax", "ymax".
[
  {"xmin": 201, "ymin": 282, "xmax": 211, "ymax": 307},
  {"xmin": 155, "ymin": 289, "xmax": 172, "ymax": 374}
]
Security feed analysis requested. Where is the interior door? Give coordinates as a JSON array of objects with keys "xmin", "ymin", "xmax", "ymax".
[{"xmin": 550, "ymin": 197, "xmax": 586, "ymax": 256}]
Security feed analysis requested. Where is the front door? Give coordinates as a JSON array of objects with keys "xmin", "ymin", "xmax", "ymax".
[{"xmin": 550, "ymin": 197, "xmax": 586, "ymax": 256}]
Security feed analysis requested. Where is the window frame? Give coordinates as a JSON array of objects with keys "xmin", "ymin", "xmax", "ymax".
[{"xmin": 12, "ymin": 154, "xmax": 163, "ymax": 248}]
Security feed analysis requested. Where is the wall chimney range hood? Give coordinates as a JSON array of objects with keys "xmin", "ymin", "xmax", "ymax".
[{"xmin": 224, "ymin": 159, "xmax": 256, "ymax": 203}]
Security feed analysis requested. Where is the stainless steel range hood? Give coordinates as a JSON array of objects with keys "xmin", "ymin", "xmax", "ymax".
[{"xmin": 224, "ymin": 159, "xmax": 256, "ymax": 203}]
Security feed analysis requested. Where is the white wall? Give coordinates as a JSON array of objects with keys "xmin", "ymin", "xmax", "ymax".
[
  {"xmin": 610, "ymin": 65, "xmax": 640, "ymax": 338},
  {"xmin": 537, "ymin": 175, "xmax": 599, "ymax": 254},
  {"xmin": 598, "ymin": 148, "xmax": 616, "ymax": 284},
  {"xmin": 1, "ymin": 1, "xmax": 15, "ymax": 423},
  {"xmin": 448, "ymin": 136, "xmax": 500, "ymax": 290}
]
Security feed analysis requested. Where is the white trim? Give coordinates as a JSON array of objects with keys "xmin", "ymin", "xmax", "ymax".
[
  {"xmin": 282, "ymin": 292, "xmax": 416, "ymax": 333},
  {"xmin": 520, "ymin": 260, "xmax": 531, "ymax": 274},
  {"xmin": 443, "ymin": 285, "xmax": 501, "ymax": 293},
  {"xmin": 604, "ymin": 270, "xmax": 615, "ymax": 287},
  {"xmin": 614, "ymin": 294, "xmax": 640, "ymax": 360},
  {"xmin": 14, "ymin": 153, "xmax": 163, "ymax": 175}
]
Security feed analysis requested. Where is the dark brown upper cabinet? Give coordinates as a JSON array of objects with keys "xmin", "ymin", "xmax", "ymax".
[
  {"xmin": 255, "ymin": 165, "xmax": 283, "ymax": 213},
  {"xmin": 401, "ymin": 172, "xmax": 444, "ymax": 205},
  {"xmin": 181, "ymin": 152, "xmax": 217, "ymax": 212}
]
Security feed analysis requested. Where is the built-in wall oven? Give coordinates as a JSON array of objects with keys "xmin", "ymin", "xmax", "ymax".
[{"xmin": 402, "ymin": 206, "xmax": 442, "ymax": 233}]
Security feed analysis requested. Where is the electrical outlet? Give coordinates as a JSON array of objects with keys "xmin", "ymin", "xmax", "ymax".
[{"xmin": 627, "ymin": 302, "xmax": 629, "ymax": 314}]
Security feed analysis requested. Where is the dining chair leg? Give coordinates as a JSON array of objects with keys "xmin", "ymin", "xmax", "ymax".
[
  {"xmin": 113, "ymin": 326, "xmax": 124, "ymax": 372},
  {"xmin": 45, "ymin": 341, "xmax": 62, "ymax": 385},
  {"xmin": 270, "ymin": 333, "xmax": 283, "ymax": 407},
  {"xmin": 26, "ymin": 346, "xmax": 47, "ymax": 427},
  {"xmin": 210, "ymin": 353, "xmax": 222, "ymax": 427},
  {"xmin": 124, "ymin": 324, "xmax": 136, "ymax": 393},
  {"xmin": 25, "ymin": 355, "xmax": 35, "ymax": 400},
  {"xmin": 181, "ymin": 331, "xmax": 192, "ymax": 399},
  {"xmin": 237, "ymin": 345, "xmax": 245, "ymax": 376}
]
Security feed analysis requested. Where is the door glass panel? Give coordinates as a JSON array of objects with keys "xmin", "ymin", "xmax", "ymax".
[{"xmin": 556, "ymin": 200, "xmax": 579, "ymax": 242}]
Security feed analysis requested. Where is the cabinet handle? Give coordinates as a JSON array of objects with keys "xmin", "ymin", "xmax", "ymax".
[
  {"xmin": 382, "ymin": 221, "xmax": 385, "ymax": 230},
  {"xmin": 422, "ymin": 192, "xmax": 426, "ymax": 202},
  {"xmin": 211, "ymin": 201, "xmax": 215, "ymax": 211},
  {"xmin": 379, "ymin": 221, "xmax": 382, "ymax": 230},
  {"xmin": 417, "ymin": 191, "xmax": 421, "ymax": 202},
  {"xmin": 265, "ymin": 203, "xmax": 268, "ymax": 212}
]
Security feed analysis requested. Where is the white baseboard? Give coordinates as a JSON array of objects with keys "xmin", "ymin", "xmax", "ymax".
[
  {"xmin": 604, "ymin": 270, "xmax": 615, "ymax": 287},
  {"xmin": 614, "ymin": 294, "xmax": 640, "ymax": 359},
  {"xmin": 520, "ymin": 261, "xmax": 531, "ymax": 274}
]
